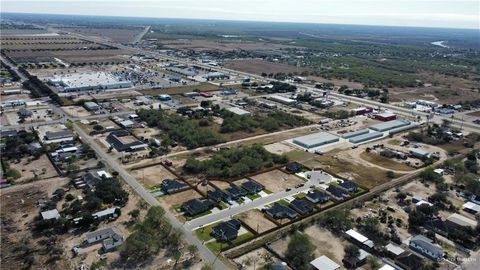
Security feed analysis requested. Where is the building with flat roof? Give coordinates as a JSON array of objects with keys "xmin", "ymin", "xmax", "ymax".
[
  {"xmin": 227, "ymin": 107, "xmax": 252, "ymax": 116},
  {"xmin": 446, "ymin": 213, "xmax": 478, "ymax": 228},
  {"xmin": 84, "ymin": 101, "xmax": 101, "ymax": 111},
  {"xmin": 293, "ymin": 132, "xmax": 339, "ymax": 149},
  {"xmin": 375, "ymin": 112, "xmax": 397, "ymax": 121},
  {"xmin": 49, "ymin": 72, "xmax": 132, "ymax": 93},
  {"xmin": 369, "ymin": 120, "xmax": 411, "ymax": 132},
  {"xmin": 41, "ymin": 209, "xmax": 60, "ymax": 220},
  {"xmin": 342, "ymin": 129, "xmax": 370, "ymax": 139},
  {"xmin": 106, "ymin": 130, "xmax": 147, "ymax": 152},
  {"xmin": 349, "ymin": 131, "xmax": 383, "ymax": 144},
  {"xmin": 268, "ymin": 95, "xmax": 296, "ymax": 105},
  {"xmin": 310, "ymin": 255, "xmax": 340, "ymax": 270}
]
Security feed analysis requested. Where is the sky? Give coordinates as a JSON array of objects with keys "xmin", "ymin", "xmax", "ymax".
[{"xmin": 2, "ymin": 0, "xmax": 479, "ymax": 29}]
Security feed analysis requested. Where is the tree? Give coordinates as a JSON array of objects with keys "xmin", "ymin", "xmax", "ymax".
[
  {"xmin": 345, "ymin": 244, "xmax": 360, "ymax": 257},
  {"xmin": 129, "ymin": 209, "xmax": 140, "ymax": 221},
  {"xmin": 319, "ymin": 209, "xmax": 352, "ymax": 233},
  {"xmin": 284, "ymin": 232, "xmax": 315, "ymax": 270}
]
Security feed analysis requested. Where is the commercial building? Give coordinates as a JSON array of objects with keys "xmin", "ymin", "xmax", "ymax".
[
  {"xmin": 226, "ymin": 107, "xmax": 252, "ymax": 116},
  {"xmin": 84, "ymin": 101, "xmax": 101, "ymax": 112},
  {"xmin": 374, "ymin": 112, "xmax": 397, "ymax": 121},
  {"xmin": 165, "ymin": 66, "xmax": 196, "ymax": 77},
  {"xmin": 203, "ymin": 72, "xmax": 229, "ymax": 80},
  {"xmin": 349, "ymin": 131, "xmax": 383, "ymax": 144},
  {"xmin": 293, "ymin": 132, "xmax": 339, "ymax": 149},
  {"xmin": 369, "ymin": 120, "xmax": 411, "ymax": 132},
  {"xmin": 48, "ymin": 72, "xmax": 133, "ymax": 93},
  {"xmin": 352, "ymin": 107, "xmax": 373, "ymax": 115},
  {"xmin": 342, "ymin": 129, "xmax": 370, "ymax": 139},
  {"xmin": 268, "ymin": 95, "xmax": 296, "ymax": 105},
  {"xmin": 106, "ymin": 130, "xmax": 148, "ymax": 152}
]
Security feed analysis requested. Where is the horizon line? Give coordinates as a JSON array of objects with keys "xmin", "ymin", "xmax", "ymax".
[{"xmin": 2, "ymin": 11, "xmax": 479, "ymax": 31}]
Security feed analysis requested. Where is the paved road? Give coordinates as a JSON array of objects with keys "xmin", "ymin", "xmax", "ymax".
[
  {"xmin": 0, "ymin": 54, "xmax": 29, "ymax": 82},
  {"xmin": 72, "ymin": 122, "xmax": 230, "ymax": 269}
]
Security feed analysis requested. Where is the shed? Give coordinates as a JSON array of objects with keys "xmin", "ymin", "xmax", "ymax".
[
  {"xmin": 310, "ymin": 255, "xmax": 340, "ymax": 270},
  {"xmin": 41, "ymin": 209, "xmax": 60, "ymax": 220}
]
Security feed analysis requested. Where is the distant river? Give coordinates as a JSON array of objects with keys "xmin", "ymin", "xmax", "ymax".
[{"xmin": 431, "ymin": 41, "xmax": 449, "ymax": 48}]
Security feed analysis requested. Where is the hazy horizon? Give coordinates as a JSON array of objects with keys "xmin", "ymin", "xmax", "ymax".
[{"xmin": 2, "ymin": 0, "xmax": 479, "ymax": 30}]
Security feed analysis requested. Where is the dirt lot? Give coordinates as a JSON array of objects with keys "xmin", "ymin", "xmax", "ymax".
[
  {"xmin": 132, "ymin": 127, "xmax": 161, "ymax": 140},
  {"xmin": 139, "ymin": 82, "xmax": 219, "ymax": 96},
  {"xmin": 158, "ymin": 189, "xmax": 203, "ymax": 209},
  {"xmin": 209, "ymin": 180, "xmax": 232, "ymax": 190},
  {"xmin": 303, "ymin": 150, "xmax": 396, "ymax": 189},
  {"xmin": 0, "ymin": 179, "xmax": 70, "ymax": 270},
  {"xmin": 264, "ymin": 142, "xmax": 297, "ymax": 156},
  {"xmin": 360, "ymin": 152, "xmax": 416, "ymax": 172},
  {"xmin": 130, "ymin": 165, "xmax": 177, "ymax": 189},
  {"xmin": 270, "ymin": 226, "xmax": 347, "ymax": 265},
  {"xmin": 236, "ymin": 209, "xmax": 277, "ymax": 233},
  {"xmin": 250, "ymin": 169, "xmax": 305, "ymax": 193},
  {"xmin": 389, "ymin": 73, "xmax": 480, "ymax": 103},
  {"xmin": 61, "ymin": 105, "xmax": 92, "ymax": 117},
  {"xmin": 224, "ymin": 59, "xmax": 310, "ymax": 75},
  {"xmin": 7, "ymin": 154, "xmax": 58, "ymax": 183},
  {"xmin": 233, "ymin": 247, "xmax": 287, "ymax": 270}
]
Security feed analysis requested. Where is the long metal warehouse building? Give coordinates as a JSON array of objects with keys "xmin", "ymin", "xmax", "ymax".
[
  {"xmin": 293, "ymin": 132, "xmax": 339, "ymax": 149},
  {"xmin": 349, "ymin": 131, "xmax": 383, "ymax": 144},
  {"xmin": 369, "ymin": 120, "xmax": 411, "ymax": 132}
]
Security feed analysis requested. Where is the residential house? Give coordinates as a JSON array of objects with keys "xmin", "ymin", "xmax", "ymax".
[
  {"xmin": 211, "ymin": 219, "xmax": 241, "ymax": 242},
  {"xmin": 326, "ymin": 185, "xmax": 349, "ymax": 200},
  {"xmin": 181, "ymin": 199, "xmax": 213, "ymax": 216},
  {"xmin": 342, "ymin": 249, "xmax": 370, "ymax": 268},
  {"xmin": 409, "ymin": 235, "xmax": 444, "ymax": 261},
  {"xmin": 396, "ymin": 253, "xmax": 424, "ymax": 270},
  {"xmin": 207, "ymin": 189, "xmax": 231, "ymax": 204},
  {"xmin": 106, "ymin": 130, "xmax": 147, "ymax": 152},
  {"xmin": 305, "ymin": 190, "xmax": 330, "ymax": 204},
  {"xmin": 338, "ymin": 180, "xmax": 358, "ymax": 193},
  {"xmin": 161, "ymin": 179, "xmax": 188, "ymax": 194},
  {"xmin": 226, "ymin": 185, "xmax": 247, "ymax": 200},
  {"xmin": 446, "ymin": 213, "xmax": 478, "ymax": 229},
  {"xmin": 264, "ymin": 203, "xmax": 298, "ymax": 220},
  {"xmin": 289, "ymin": 198, "xmax": 314, "ymax": 215},
  {"xmin": 241, "ymin": 180, "xmax": 264, "ymax": 194},
  {"xmin": 45, "ymin": 130, "xmax": 73, "ymax": 142},
  {"xmin": 286, "ymin": 162, "xmax": 303, "ymax": 173},
  {"xmin": 93, "ymin": 207, "xmax": 119, "ymax": 221},
  {"xmin": 85, "ymin": 227, "xmax": 123, "ymax": 252}
]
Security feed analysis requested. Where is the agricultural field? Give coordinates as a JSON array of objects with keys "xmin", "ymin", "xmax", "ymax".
[{"xmin": 57, "ymin": 27, "xmax": 147, "ymax": 43}]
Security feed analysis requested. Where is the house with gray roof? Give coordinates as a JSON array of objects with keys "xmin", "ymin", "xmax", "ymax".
[{"xmin": 409, "ymin": 235, "xmax": 444, "ymax": 261}]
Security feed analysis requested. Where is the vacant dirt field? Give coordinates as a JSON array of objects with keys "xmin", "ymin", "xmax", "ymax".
[
  {"xmin": 303, "ymin": 151, "xmax": 394, "ymax": 189},
  {"xmin": 132, "ymin": 127, "xmax": 161, "ymax": 139},
  {"xmin": 0, "ymin": 180, "xmax": 70, "ymax": 270},
  {"xmin": 158, "ymin": 189, "xmax": 202, "ymax": 208},
  {"xmin": 7, "ymin": 155, "xmax": 58, "ymax": 183},
  {"xmin": 61, "ymin": 105, "xmax": 92, "ymax": 117},
  {"xmin": 139, "ymin": 82, "xmax": 218, "ymax": 96},
  {"xmin": 233, "ymin": 248, "xmax": 286, "ymax": 270},
  {"xmin": 264, "ymin": 142, "xmax": 297, "ymax": 156},
  {"xmin": 162, "ymin": 39, "xmax": 298, "ymax": 52},
  {"xmin": 224, "ymin": 59, "xmax": 310, "ymax": 75},
  {"xmin": 360, "ymin": 152, "xmax": 415, "ymax": 172},
  {"xmin": 250, "ymin": 169, "xmax": 304, "ymax": 193},
  {"xmin": 236, "ymin": 209, "xmax": 277, "ymax": 234},
  {"xmin": 270, "ymin": 226, "xmax": 347, "ymax": 265},
  {"xmin": 130, "ymin": 165, "xmax": 177, "ymax": 189},
  {"xmin": 209, "ymin": 180, "xmax": 232, "ymax": 190}
]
